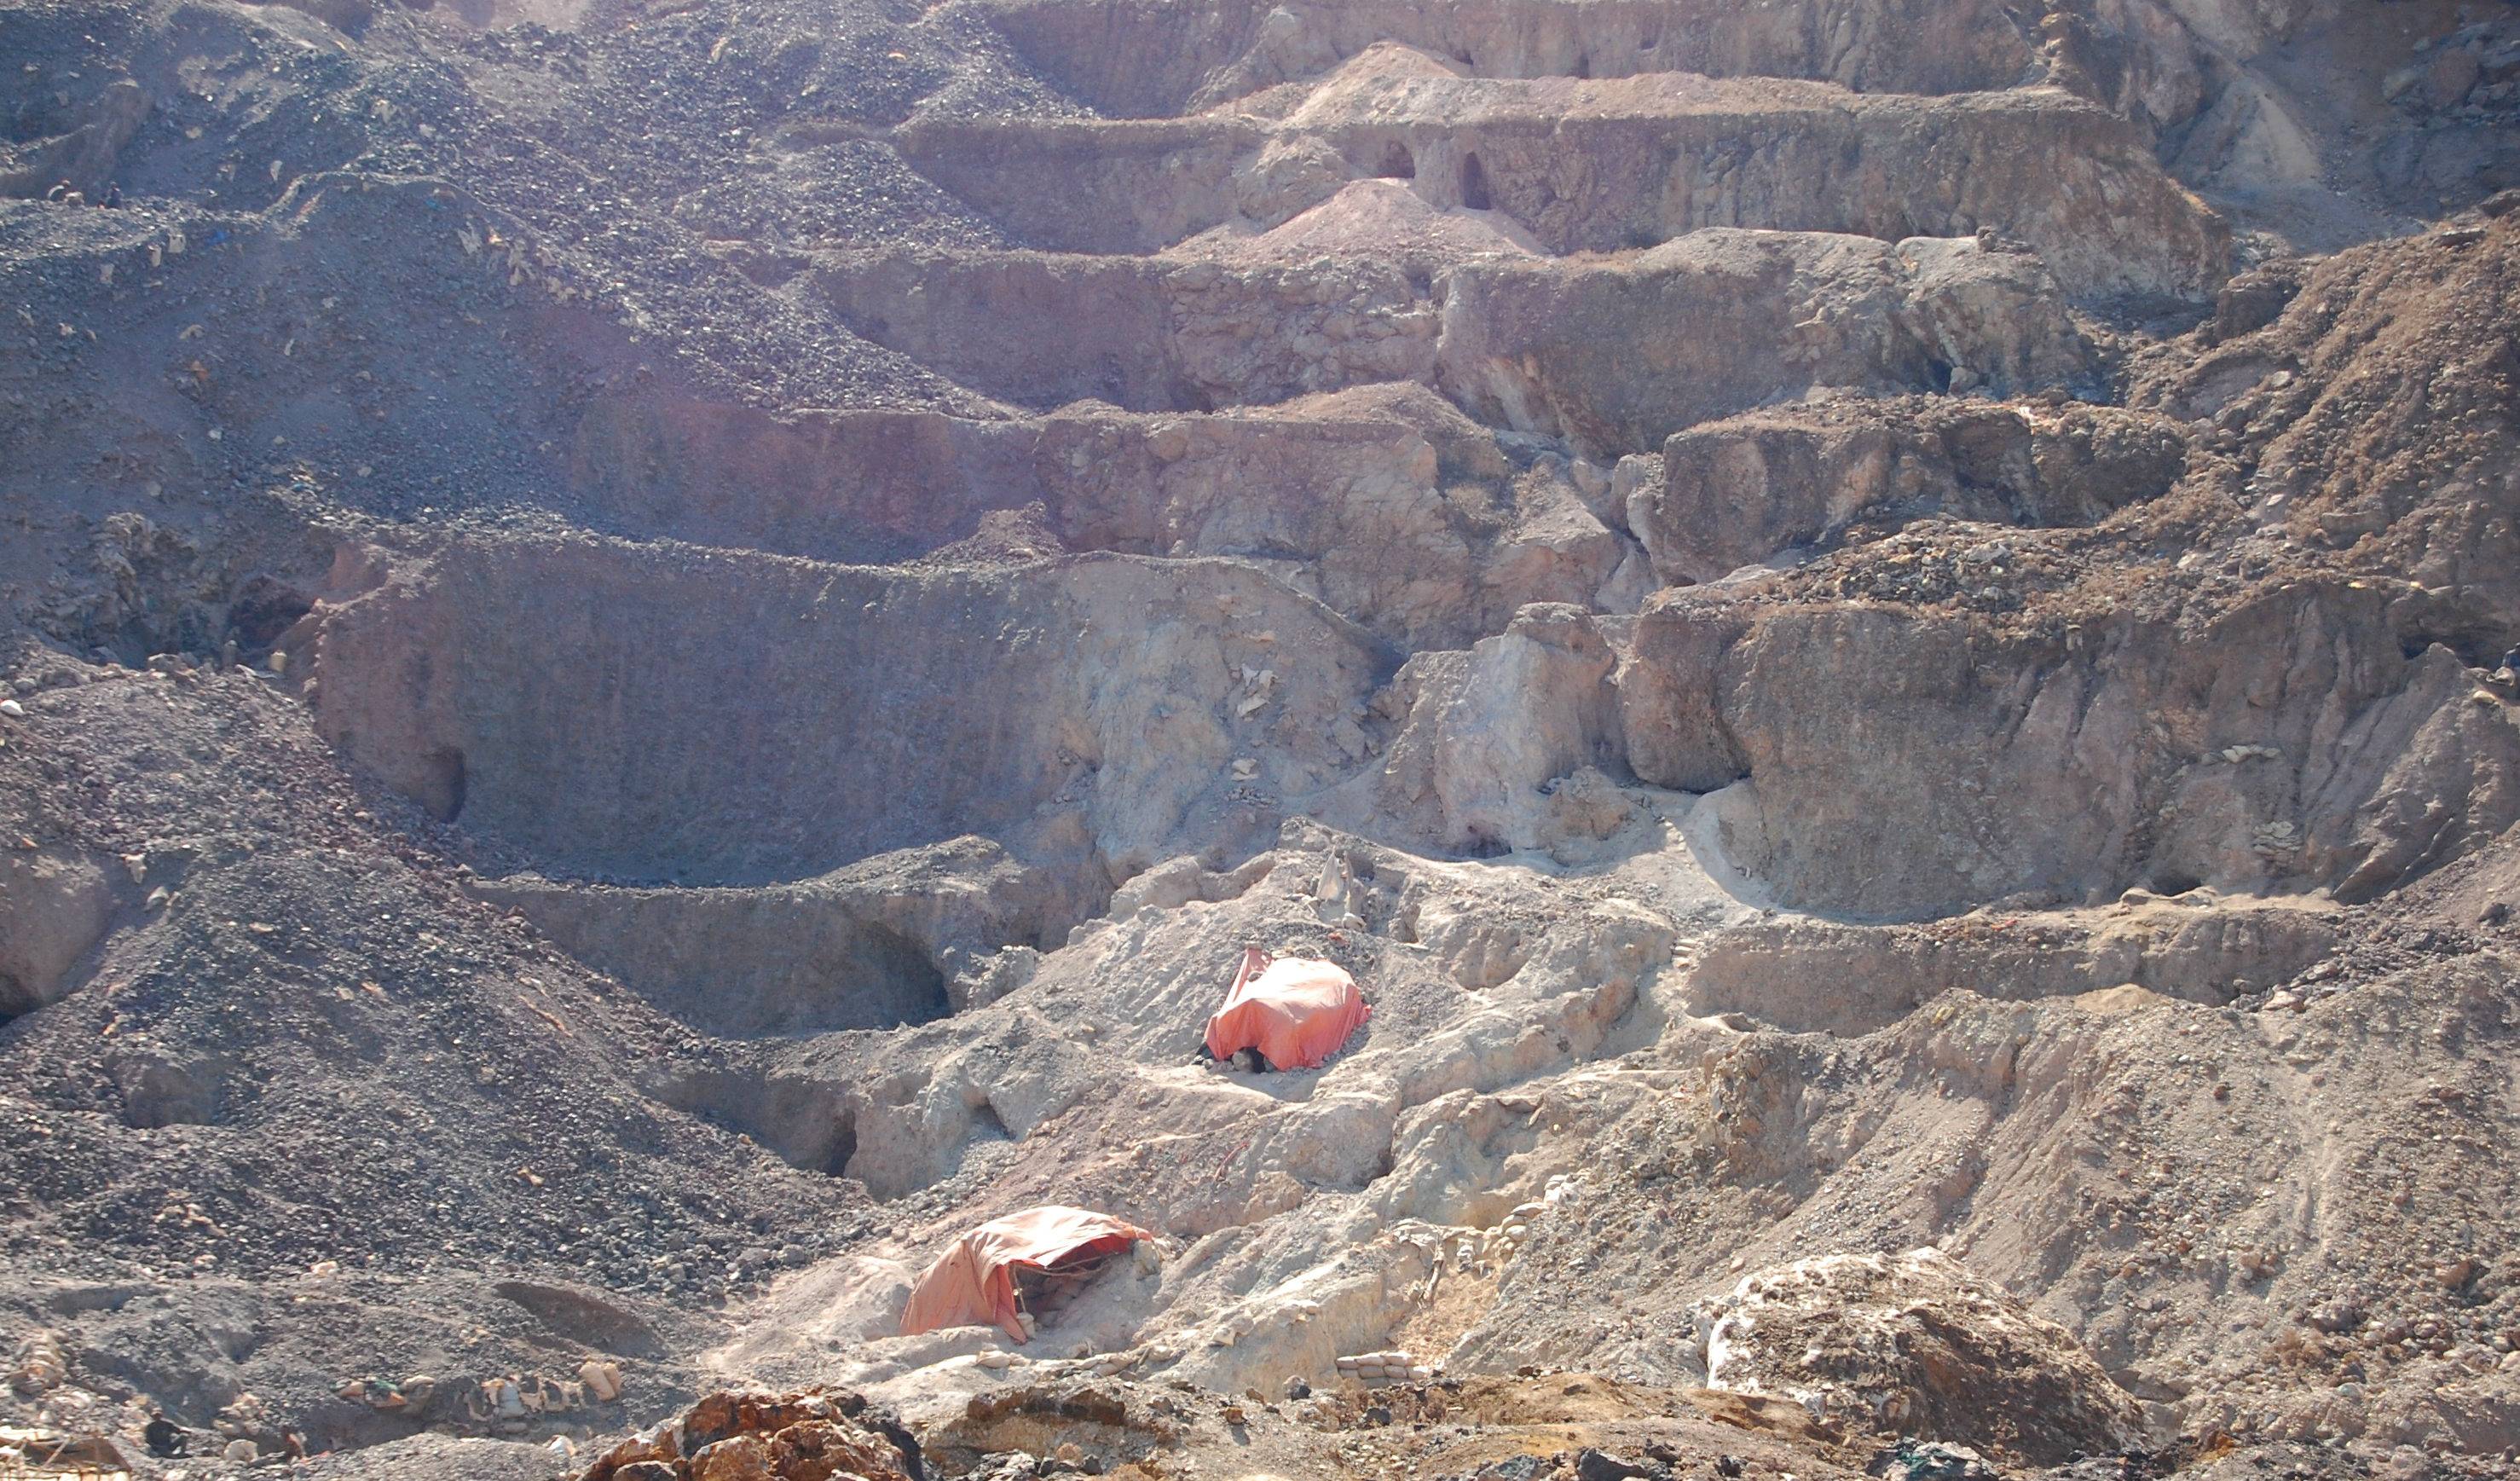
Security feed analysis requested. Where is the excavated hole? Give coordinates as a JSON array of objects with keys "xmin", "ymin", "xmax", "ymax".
[
  {"xmin": 601, "ymin": 917, "xmax": 948, "ymax": 1040},
  {"xmin": 663, "ymin": 1069, "xmax": 860, "ymax": 1178},
  {"xmin": 1375, "ymin": 141, "xmax": 1416, "ymax": 179},
  {"xmin": 1459, "ymin": 153, "xmax": 1492, "ymax": 211},
  {"xmin": 227, "ymin": 575, "xmax": 315, "ymax": 649}
]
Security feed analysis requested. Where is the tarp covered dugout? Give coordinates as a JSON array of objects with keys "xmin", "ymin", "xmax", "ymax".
[
  {"xmin": 899, "ymin": 1206, "xmax": 1153, "ymax": 1343},
  {"xmin": 1203, "ymin": 947, "xmax": 1368, "ymax": 1071}
]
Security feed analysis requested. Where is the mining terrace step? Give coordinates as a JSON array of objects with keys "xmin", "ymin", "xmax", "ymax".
[
  {"xmin": 893, "ymin": 64, "xmax": 2227, "ymax": 297},
  {"xmin": 964, "ymin": 0, "xmax": 2039, "ymax": 118}
]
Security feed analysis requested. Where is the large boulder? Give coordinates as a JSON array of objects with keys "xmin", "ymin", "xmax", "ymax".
[
  {"xmin": 1695, "ymin": 1247, "xmax": 2149, "ymax": 1464},
  {"xmin": 581, "ymin": 1388, "xmax": 915, "ymax": 1481}
]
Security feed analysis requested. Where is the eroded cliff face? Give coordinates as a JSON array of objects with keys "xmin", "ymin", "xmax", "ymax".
[{"xmin": 4, "ymin": 0, "xmax": 2520, "ymax": 1477}]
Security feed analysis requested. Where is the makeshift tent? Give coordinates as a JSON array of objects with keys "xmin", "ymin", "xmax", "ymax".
[
  {"xmin": 899, "ymin": 1206, "xmax": 1154, "ymax": 1343},
  {"xmin": 1203, "ymin": 947, "xmax": 1369, "ymax": 1071}
]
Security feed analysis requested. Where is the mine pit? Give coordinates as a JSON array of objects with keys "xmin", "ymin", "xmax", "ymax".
[{"xmin": 9, "ymin": 1, "xmax": 2520, "ymax": 1478}]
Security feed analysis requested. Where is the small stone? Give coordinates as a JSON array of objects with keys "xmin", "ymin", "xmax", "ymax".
[
  {"xmin": 223, "ymin": 1438, "xmax": 257, "ymax": 1463},
  {"xmin": 0, "ymin": 700, "xmax": 22, "ymax": 718}
]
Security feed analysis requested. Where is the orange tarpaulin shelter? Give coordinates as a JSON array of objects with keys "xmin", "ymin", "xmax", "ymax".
[
  {"xmin": 899, "ymin": 1206, "xmax": 1153, "ymax": 1343},
  {"xmin": 1203, "ymin": 947, "xmax": 1369, "ymax": 1071}
]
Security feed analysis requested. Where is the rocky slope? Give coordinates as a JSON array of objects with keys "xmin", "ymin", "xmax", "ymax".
[{"xmin": 3, "ymin": 0, "xmax": 2519, "ymax": 1478}]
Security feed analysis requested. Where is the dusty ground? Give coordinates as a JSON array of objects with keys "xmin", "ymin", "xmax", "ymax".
[{"xmin": 3, "ymin": 0, "xmax": 2520, "ymax": 1478}]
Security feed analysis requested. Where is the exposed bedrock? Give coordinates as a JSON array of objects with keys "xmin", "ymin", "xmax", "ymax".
[
  {"xmin": 1631, "ymin": 396, "xmax": 2192, "ymax": 584},
  {"xmin": 1616, "ymin": 582, "xmax": 2520, "ymax": 918},
  {"xmin": 303, "ymin": 536, "xmax": 1387, "ymax": 886},
  {"xmin": 899, "ymin": 60, "xmax": 2228, "ymax": 299},
  {"xmin": 566, "ymin": 385, "xmax": 1629, "ymax": 651},
  {"xmin": 1359, "ymin": 603, "xmax": 1630, "ymax": 857}
]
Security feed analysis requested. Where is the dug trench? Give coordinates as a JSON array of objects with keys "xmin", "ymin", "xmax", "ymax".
[{"xmin": 8, "ymin": 0, "xmax": 2520, "ymax": 1477}]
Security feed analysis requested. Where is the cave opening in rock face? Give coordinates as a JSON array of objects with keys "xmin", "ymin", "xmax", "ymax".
[
  {"xmin": 850, "ymin": 925, "xmax": 951, "ymax": 1032},
  {"xmin": 1460, "ymin": 151, "xmax": 1492, "ymax": 210},
  {"xmin": 414, "ymin": 746, "xmax": 467, "ymax": 823},
  {"xmin": 1376, "ymin": 140, "xmax": 1416, "ymax": 178},
  {"xmin": 227, "ymin": 574, "xmax": 314, "ymax": 648}
]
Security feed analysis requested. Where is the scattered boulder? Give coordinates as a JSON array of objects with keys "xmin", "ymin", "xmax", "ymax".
[{"xmin": 0, "ymin": 849, "xmax": 115, "ymax": 1019}]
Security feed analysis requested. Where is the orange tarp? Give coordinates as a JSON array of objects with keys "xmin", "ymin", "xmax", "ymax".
[
  {"xmin": 1203, "ymin": 948, "xmax": 1369, "ymax": 1071},
  {"xmin": 899, "ymin": 1206, "xmax": 1153, "ymax": 1343}
]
